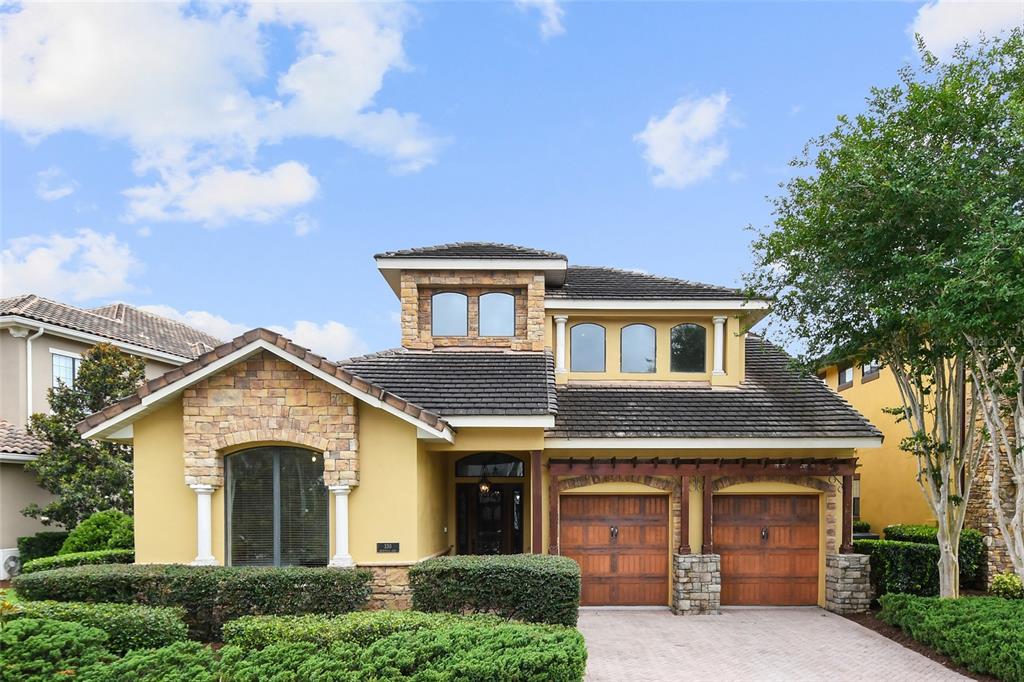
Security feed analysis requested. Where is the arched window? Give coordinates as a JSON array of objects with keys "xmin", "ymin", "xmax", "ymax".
[
  {"xmin": 226, "ymin": 446, "xmax": 328, "ymax": 567},
  {"xmin": 671, "ymin": 324, "xmax": 707, "ymax": 373},
  {"xmin": 570, "ymin": 323, "xmax": 605, "ymax": 372},
  {"xmin": 432, "ymin": 292, "xmax": 468, "ymax": 336},
  {"xmin": 455, "ymin": 453, "xmax": 525, "ymax": 478},
  {"xmin": 621, "ymin": 324, "xmax": 656, "ymax": 373},
  {"xmin": 479, "ymin": 292, "xmax": 515, "ymax": 337}
]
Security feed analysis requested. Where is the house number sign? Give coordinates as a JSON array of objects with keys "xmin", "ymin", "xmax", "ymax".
[{"xmin": 376, "ymin": 542, "xmax": 400, "ymax": 553}]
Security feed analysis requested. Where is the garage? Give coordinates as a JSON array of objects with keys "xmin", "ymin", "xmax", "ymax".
[
  {"xmin": 714, "ymin": 494, "xmax": 819, "ymax": 605},
  {"xmin": 559, "ymin": 494, "xmax": 669, "ymax": 606}
]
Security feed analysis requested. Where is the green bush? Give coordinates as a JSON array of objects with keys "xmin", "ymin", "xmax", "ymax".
[
  {"xmin": 879, "ymin": 594, "xmax": 1024, "ymax": 681},
  {"xmin": 410, "ymin": 554, "xmax": 581, "ymax": 626},
  {"xmin": 883, "ymin": 524, "xmax": 985, "ymax": 586},
  {"xmin": 60, "ymin": 509, "xmax": 134, "ymax": 555},
  {"xmin": 991, "ymin": 572, "xmax": 1024, "ymax": 600},
  {"xmin": 80, "ymin": 641, "xmax": 218, "ymax": 682},
  {"xmin": 12, "ymin": 563, "xmax": 372, "ymax": 641},
  {"xmin": 854, "ymin": 539, "xmax": 940, "ymax": 596},
  {"xmin": 21, "ymin": 548, "xmax": 134, "ymax": 574},
  {"xmin": 16, "ymin": 600, "xmax": 187, "ymax": 654},
  {"xmin": 16, "ymin": 531, "xmax": 68, "ymax": 563},
  {"xmin": 853, "ymin": 520, "xmax": 871, "ymax": 533},
  {"xmin": 0, "ymin": 617, "xmax": 111, "ymax": 681}
]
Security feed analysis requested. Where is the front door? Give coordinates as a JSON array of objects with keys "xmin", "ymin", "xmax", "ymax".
[{"xmin": 456, "ymin": 483, "xmax": 524, "ymax": 555}]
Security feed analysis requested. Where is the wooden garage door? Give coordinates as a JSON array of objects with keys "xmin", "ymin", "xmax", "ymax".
[
  {"xmin": 559, "ymin": 495, "xmax": 669, "ymax": 606},
  {"xmin": 714, "ymin": 495, "xmax": 819, "ymax": 606}
]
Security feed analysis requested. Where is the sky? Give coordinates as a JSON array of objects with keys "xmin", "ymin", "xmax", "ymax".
[{"xmin": 2, "ymin": 1, "xmax": 1023, "ymax": 359}]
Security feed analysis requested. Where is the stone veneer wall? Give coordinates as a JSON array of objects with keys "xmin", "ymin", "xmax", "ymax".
[
  {"xmin": 672, "ymin": 555, "xmax": 721, "ymax": 615},
  {"xmin": 182, "ymin": 350, "xmax": 358, "ymax": 487},
  {"xmin": 824, "ymin": 553, "xmax": 872, "ymax": 614},
  {"xmin": 400, "ymin": 270, "xmax": 546, "ymax": 351},
  {"xmin": 965, "ymin": 446, "xmax": 1018, "ymax": 586},
  {"xmin": 366, "ymin": 565, "xmax": 412, "ymax": 610}
]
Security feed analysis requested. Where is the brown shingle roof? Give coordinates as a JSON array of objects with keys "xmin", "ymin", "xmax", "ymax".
[
  {"xmin": 546, "ymin": 266, "xmax": 742, "ymax": 301},
  {"xmin": 375, "ymin": 242, "xmax": 566, "ymax": 260},
  {"xmin": 0, "ymin": 295, "xmax": 221, "ymax": 360},
  {"xmin": 0, "ymin": 420, "xmax": 48, "ymax": 456}
]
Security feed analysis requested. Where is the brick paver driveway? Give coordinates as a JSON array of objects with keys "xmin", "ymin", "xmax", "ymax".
[{"xmin": 579, "ymin": 607, "xmax": 968, "ymax": 681}]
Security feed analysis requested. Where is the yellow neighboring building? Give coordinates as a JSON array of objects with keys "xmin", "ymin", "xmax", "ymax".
[{"xmin": 79, "ymin": 243, "xmax": 882, "ymax": 614}]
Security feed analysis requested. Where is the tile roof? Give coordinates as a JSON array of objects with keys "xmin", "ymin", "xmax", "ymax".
[
  {"xmin": 375, "ymin": 242, "xmax": 566, "ymax": 260},
  {"xmin": 342, "ymin": 349, "xmax": 556, "ymax": 416},
  {"xmin": 548, "ymin": 336, "xmax": 881, "ymax": 439},
  {"xmin": 546, "ymin": 266, "xmax": 743, "ymax": 301},
  {"xmin": 0, "ymin": 420, "xmax": 48, "ymax": 456},
  {"xmin": 0, "ymin": 295, "xmax": 222, "ymax": 360}
]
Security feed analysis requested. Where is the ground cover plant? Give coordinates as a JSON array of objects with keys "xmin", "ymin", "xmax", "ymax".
[{"xmin": 12, "ymin": 600, "xmax": 187, "ymax": 654}]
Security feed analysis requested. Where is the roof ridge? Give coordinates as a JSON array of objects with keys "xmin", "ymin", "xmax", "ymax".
[
  {"xmin": 2, "ymin": 293, "xmax": 40, "ymax": 315},
  {"xmin": 375, "ymin": 242, "xmax": 566, "ymax": 259}
]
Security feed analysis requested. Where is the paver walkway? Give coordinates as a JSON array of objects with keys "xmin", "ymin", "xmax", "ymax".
[{"xmin": 579, "ymin": 607, "xmax": 968, "ymax": 681}]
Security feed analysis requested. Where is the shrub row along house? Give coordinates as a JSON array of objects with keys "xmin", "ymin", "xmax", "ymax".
[
  {"xmin": 0, "ymin": 295, "xmax": 221, "ymax": 578},
  {"xmin": 77, "ymin": 243, "xmax": 882, "ymax": 613}
]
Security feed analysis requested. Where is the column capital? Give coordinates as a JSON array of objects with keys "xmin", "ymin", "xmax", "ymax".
[
  {"xmin": 554, "ymin": 314, "xmax": 570, "ymax": 323},
  {"xmin": 328, "ymin": 484, "xmax": 353, "ymax": 495},
  {"xmin": 189, "ymin": 483, "xmax": 216, "ymax": 494},
  {"xmin": 712, "ymin": 316, "xmax": 728, "ymax": 324}
]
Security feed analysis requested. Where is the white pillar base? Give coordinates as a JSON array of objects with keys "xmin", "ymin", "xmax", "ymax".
[
  {"xmin": 328, "ymin": 554, "xmax": 355, "ymax": 568},
  {"xmin": 190, "ymin": 483, "xmax": 217, "ymax": 566},
  {"xmin": 329, "ymin": 484, "xmax": 354, "ymax": 568}
]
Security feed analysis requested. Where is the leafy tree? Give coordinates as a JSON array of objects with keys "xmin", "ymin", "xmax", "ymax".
[
  {"xmin": 24, "ymin": 343, "xmax": 145, "ymax": 528},
  {"xmin": 745, "ymin": 31, "xmax": 1023, "ymax": 597}
]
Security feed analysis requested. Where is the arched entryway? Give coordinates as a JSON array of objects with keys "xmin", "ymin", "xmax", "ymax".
[{"xmin": 454, "ymin": 453, "xmax": 525, "ymax": 555}]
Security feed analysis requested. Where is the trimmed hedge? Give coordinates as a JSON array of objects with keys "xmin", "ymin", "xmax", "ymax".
[
  {"xmin": 884, "ymin": 524, "xmax": 985, "ymax": 586},
  {"xmin": 0, "ymin": 617, "xmax": 111, "ymax": 682},
  {"xmin": 21, "ymin": 548, "xmax": 134, "ymax": 574},
  {"xmin": 992, "ymin": 573, "xmax": 1024, "ymax": 600},
  {"xmin": 879, "ymin": 594, "xmax": 1024, "ymax": 681},
  {"xmin": 16, "ymin": 531, "xmax": 68, "ymax": 563},
  {"xmin": 11, "ymin": 563, "xmax": 372, "ymax": 641},
  {"xmin": 410, "ymin": 554, "xmax": 581, "ymax": 626},
  {"xmin": 854, "ymin": 539, "xmax": 941, "ymax": 596},
  {"xmin": 60, "ymin": 509, "xmax": 134, "ymax": 555},
  {"xmin": 853, "ymin": 520, "xmax": 872, "ymax": 533},
  {"xmin": 15, "ymin": 600, "xmax": 187, "ymax": 654}
]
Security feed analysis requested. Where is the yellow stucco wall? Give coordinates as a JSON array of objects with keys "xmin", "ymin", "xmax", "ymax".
[
  {"xmin": 417, "ymin": 443, "xmax": 450, "ymax": 558},
  {"xmin": 820, "ymin": 365, "xmax": 933, "ymax": 530}
]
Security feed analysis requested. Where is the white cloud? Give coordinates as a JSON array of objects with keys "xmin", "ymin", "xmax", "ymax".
[
  {"xmin": 1, "ymin": 3, "xmax": 443, "ymax": 224},
  {"xmin": 35, "ymin": 167, "xmax": 77, "ymax": 201},
  {"xmin": 634, "ymin": 92, "xmax": 731, "ymax": 189},
  {"xmin": 293, "ymin": 214, "xmax": 318, "ymax": 237},
  {"xmin": 1, "ymin": 230, "xmax": 142, "ymax": 302},
  {"xmin": 516, "ymin": 0, "xmax": 566, "ymax": 39},
  {"xmin": 140, "ymin": 306, "xmax": 367, "ymax": 360},
  {"xmin": 136, "ymin": 226, "xmax": 152, "ymax": 238},
  {"xmin": 910, "ymin": 0, "xmax": 1023, "ymax": 57}
]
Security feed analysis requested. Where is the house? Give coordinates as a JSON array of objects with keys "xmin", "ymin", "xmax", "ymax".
[
  {"xmin": 0, "ymin": 295, "xmax": 221, "ymax": 577},
  {"xmin": 78, "ymin": 243, "xmax": 882, "ymax": 613}
]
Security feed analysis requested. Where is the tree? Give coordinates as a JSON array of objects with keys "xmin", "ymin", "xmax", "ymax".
[
  {"xmin": 24, "ymin": 343, "xmax": 145, "ymax": 528},
  {"xmin": 745, "ymin": 31, "xmax": 1023, "ymax": 597}
]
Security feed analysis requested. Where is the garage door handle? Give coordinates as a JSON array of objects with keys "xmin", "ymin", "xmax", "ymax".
[
  {"xmin": 610, "ymin": 526, "xmax": 619, "ymax": 542},
  {"xmin": 761, "ymin": 527, "xmax": 769, "ymax": 542}
]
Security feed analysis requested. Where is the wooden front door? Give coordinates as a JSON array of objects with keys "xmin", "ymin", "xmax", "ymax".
[
  {"xmin": 714, "ymin": 494, "xmax": 819, "ymax": 606},
  {"xmin": 559, "ymin": 495, "xmax": 669, "ymax": 606}
]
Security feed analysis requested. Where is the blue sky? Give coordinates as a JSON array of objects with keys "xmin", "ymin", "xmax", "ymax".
[{"xmin": 2, "ymin": 1, "xmax": 1022, "ymax": 357}]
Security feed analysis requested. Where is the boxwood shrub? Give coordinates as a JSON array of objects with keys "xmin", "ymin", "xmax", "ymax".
[
  {"xmin": 15, "ymin": 600, "xmax": 188, "ymax": 654},
  {"xmin": 883, "ymin": 524, "xmax": 985, "ymax": 586},
  {"xmin": 0, "ymin": 617, "xmax": 111, "ymax": 682},
  {"xmin": 409, "ymin": 554, "xmax": 581, "ymax": 626},
  {"xmin": 21, "ymin": 548, "xmax": 134, "ymax": 574},
  {"xmin": 16, "ymin": 531, "xmax": 69, "ymax": 563},
  {"xmin": 11, "ymin": 563, "xmax": 372, "ymax": 641},
  {"xmin": 991, "ymin": 572, "xmax": 1024, "ymax": 600},
  {"xmin": 60, "ymin": 509, "xmax": 134, "ymax": 555},
  {"xmin": 879, "ymin": 594, "xmax": 1024, "ymax": 681},
  {"xmin": 854, "ymin": 539, "xmax": 940, "ymax": 596}
]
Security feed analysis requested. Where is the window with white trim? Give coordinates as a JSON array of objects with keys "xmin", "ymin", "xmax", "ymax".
[
  {"xmin": 52, "ymin": 352, "xmax": 80, "ymax": 388},
  {"xmin": 838, "ymin": 363, "xmax": 854, "ymax": 389}
]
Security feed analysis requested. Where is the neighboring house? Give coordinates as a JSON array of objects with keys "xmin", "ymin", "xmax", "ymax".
[
  {"xmin": 0, "ymin": 295, "xmax": 221, "ymax": 577},
  {"xmin": 79, "ymin": 243, "xmax": 881, "ymax": 612}
]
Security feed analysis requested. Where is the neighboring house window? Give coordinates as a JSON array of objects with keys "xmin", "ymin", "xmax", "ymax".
[
  {"xmin": 570, "ymin": 323, "xmax": 606, "ymax": 372},
  {"xmin": 51, "ymin": 352, "xmax": 80, "ymax": 388},
  {"xmin": 838, "ymin": 363, "xmax": 854, "ymax": 389},
  {"xmin": 861, "ymin": 359, "xmax": 881, "ymax": 381},
  {"xmin": 621, "ymin": 324, "xmax": 656, "ymax": 373},
  {"xmin": 852, "ymin": 475, "xmax": 861, "ymax": 519},
  {"xmin": 431, "ymin": 292, "xmax": 468, "ymax": 336},
  {"xmin": 478, "ymin": 292, "xmax": 515, "ymax": 337},
  {"xmin": 670, "ymin": 323, "xmax": 706, "ymax": 373},
  {"xmin": 226, "ymin": 446, "xmax": 328, "ymax": 567},
  {"xmin": 455, "ymin": 452, "xmax": 524, "ymax": 478}
]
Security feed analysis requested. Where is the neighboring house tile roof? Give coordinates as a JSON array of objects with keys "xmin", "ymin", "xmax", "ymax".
[
  {"xmin": 341, "ymin": 349, "xmax": 557, "ymax": 416},
  {"xmin": 548, "ymin": 336, "xmax": 882, "ymax": 439},
  {"xmin": 546, "ymin": 266, "xmax": 743, "ymax": 301},
  {"xmin": 0, "ymin": 294, "xmax": 222, "ymax": 360},
  {"xmin": 375, "ymin": 242, "xmax": 566, "ymax": 260},
  {"xmin": 0, "ymin": 419, "xmax": 48, "ymax": 456}
]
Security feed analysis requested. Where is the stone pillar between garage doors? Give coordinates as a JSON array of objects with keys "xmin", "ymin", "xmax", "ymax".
[
  {"xmin": 824, "ymin": 553, "xmax": 872, "ymax": 614},
  {"xmin": 672, "ymin": 554, "xmax": 721, "ymax": 615}
]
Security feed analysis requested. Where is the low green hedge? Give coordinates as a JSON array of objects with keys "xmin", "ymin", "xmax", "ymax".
[
  {"xmin": 409, "ymin": 554, "xmax": 581, "ymax": 626},
  {"xmin": 11, "ymin": 564, "xmax": 372, "ymax": 641},
  {"xmin": 15, "ymin": 600, "xmax": 187, "ymax": 654},
  {"xmin": 854, "ymin": 539, "xmax": 941, "ymax": 596},
  {"xmin": 60, "ymin": 509, "xmax": 134, "ymax": 555},
  {"xmin": 0, "ymin": 617, "xmax": 111, "ymax": 682},
  {"xmin": 879, "ymin": 594, "xmax": 1024, "ymax": 681},
  {"xmin": 21, "ymin": 548, "xmax": 134, "ymax": 574},
  {"xmin": 884, "ymin": 524, "xmax": 985, "ymax": 586},
  {"xmin": 16, "ymin": 531, "xmax": 69, "ymax": 563}
]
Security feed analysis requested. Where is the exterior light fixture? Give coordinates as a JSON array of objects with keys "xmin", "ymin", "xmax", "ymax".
[{"xmin": 478, "ymin": 477, "xmax": 492, "ymax": 494}]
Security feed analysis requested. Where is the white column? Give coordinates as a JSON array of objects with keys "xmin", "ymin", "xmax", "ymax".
[
  {"xmin": 712, "ymin": 316, "xmax": 727, "ymax": 376},
  {"xmin": 554, "ymin": 315, "xmax": 569, "ymax": 374},
  {"xmin": 190, "ymin": 484, "xmax": 216, "ymax": 565},
  {"xmin": 329, "ymin": 484, "xmax": 355, "ymax": 567}
]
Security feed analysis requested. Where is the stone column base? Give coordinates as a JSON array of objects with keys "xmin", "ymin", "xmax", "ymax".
[
  {"xmin": 672, "ymin": 554, "xmax": 721, "ymax": 615},
  {"xmin": 825, "ymin": 553, "xmax": 872, "ymax": 614},
  {"xmin": 365, "ymin": 565, "xmax": 412, "ymax": 610}
]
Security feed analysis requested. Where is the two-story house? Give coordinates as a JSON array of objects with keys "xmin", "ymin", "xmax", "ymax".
[
  {"xmin": 0, "ymin": 295, "xmax": 221, "ymax": 577},
  {"xmin": 78, "ymin": 243, "xmax": 881, "ymax": 613}
]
